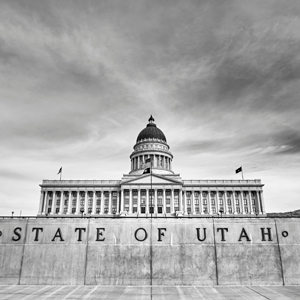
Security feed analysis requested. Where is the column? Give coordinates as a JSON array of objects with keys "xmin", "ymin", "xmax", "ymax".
[
  {"xmin": 76, "ymin": 190, "xmax": 80, "ymax": 214},
  {"xmin": 170, "ymin": 159, "xmax": 172, "ymax": 171},
  {"xmin": 146, "ymin": 189, "xmax": 149, "ymax": 214},
  {"xmin": 259, "ymin": 191, "xmax": 266, "ymax": 214},
  {"xmin": 43, "ymin": 191, "xmax": 48, "ymax": 215},
  {"xmin": 84, "ymin": 190, "xmax": 88, "ymax": 215},
  {"xmin": 161, "ymin": 156, "xmax": 164, "ymax": 169},
  {"xmin": 59, "ymin": 190, "xmax": 64, "ymax": 214},
  {"xmin": 232, "ymin": 191, "xmax": 236, "ymax": 214},
  {"xmin": 224, "ymin": 191, "xmax": 228, "ymax": 214},
  {"xmin": 38, "ymin": 191, "xmax": 44, "ymax": 214},
  {"xmin": 199, "ymin": 190, "xmax": 202, "ymax": 214},
  {"xmin": 67, "ymin": 190, "xmax": 72, "ymax": 214},
  {"xmin": 137, "ymin": 189, "xmax": 141, "ymax": 214},
  {"xmin": 207, "ymin": 191, "xmax": 211, "ymax": 214},
  {"xmin": 116, "ymin": 190, "xmax": 120, "ymax": 215},
  {"xmin": 51, "ymin": 190, "xmax": 56, "ymax": 214},
  {"xmin": 100, "ymin": 190, "xmax": 104, "ymax": 214},
  {"xmin": 247, "ymin": 191, "xmax": 252, "ymax": 214},
  {"xmin": 215, "ymin": 191, "xmax": 219, "ymax": 215},
  {"xmin": 183, "ymin": 191, "xmax": 187, "ymax": 214},
  {"xmin": 129, "ymin": 189, "xmax": 132, "ymax": 213},
  {"xmin": 92, "ymin": 190, "xmax": 97, "ymax": 214},
  {"xmin": 171, "ymin": 189, "xmax": 175, "ymax": 213},
  {"xmin": 108, "ymin": 191, "xmax": 112, "ymax": 214},
  {"xmin": 240, "ymin": 192, "xmax": 244, "ymax": 214},
  {"xmin": 154, "ymin": 189, "xmax": 157, "ymax": 214},
  {"xmin": 256, "ymin": 191, "xmax": 261, "ymax": 214},
  {"xmin": 191, "ymin": 191, "xmax": 195, "ymax": 214},
  {"xmin": 120, "ymin": 189, "xmax": 124, "ymax": 212},
  {"xmin": 179, "ymin": 189, "xmax": 182, "ymax": 211},
  {"xmin": 163, "ymin": 189, "xmax": 166, "ymax": 213}
]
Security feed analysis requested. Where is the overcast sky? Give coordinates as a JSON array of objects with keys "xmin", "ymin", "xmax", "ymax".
[{"xmin": 1, "ymin": 0, "xmax": 299, "ymax": 215}]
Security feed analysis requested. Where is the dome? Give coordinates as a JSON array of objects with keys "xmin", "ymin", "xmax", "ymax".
[{"xmin": 136, "ymin": 115, "xmax": 167, "ymax": 143}]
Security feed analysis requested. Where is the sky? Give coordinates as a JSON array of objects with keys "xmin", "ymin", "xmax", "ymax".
[{"xmin": 0, "ymin": 0, "xmax": 299, "ymax": 215}]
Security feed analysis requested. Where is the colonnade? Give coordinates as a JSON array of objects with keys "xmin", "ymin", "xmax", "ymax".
[
  {"xmin": 131, "ymin": 154, "xmax": 172, "ymax": 171},
  {"xmin": 38, "ymin": 188, "xmax": 265, "ymax": 216}
]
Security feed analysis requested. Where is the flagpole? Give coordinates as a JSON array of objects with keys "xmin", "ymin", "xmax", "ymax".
[
  {"xmin": 241, "ymin": 166, "xmax": 244, "ymax": 180},
  {"xmin": 60, "ymin": 168, "xmax": 62, "ymax": 181},
  {"xmin": 150, "ymin": 157, "xmax": 153, "ymax": 299}
]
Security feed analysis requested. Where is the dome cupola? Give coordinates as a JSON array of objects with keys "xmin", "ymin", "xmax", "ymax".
[
  {"xmin": 129, "ymin": 116, "xmax": 174, "ymax": 175},
  {"xmin": 136, "ymin": 115, "xmax": 167, "ymax": 143}
]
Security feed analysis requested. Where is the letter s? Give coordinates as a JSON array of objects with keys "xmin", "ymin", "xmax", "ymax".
[{"xmin": 12, "ymin": 227, "xmax": 22, "ymax": 241}]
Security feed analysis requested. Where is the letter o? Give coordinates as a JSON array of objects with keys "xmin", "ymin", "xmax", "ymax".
[
  {"xmin": 282, "ymin": 231, "xmax": 289, "ymax": 238},
  {"xmin": 135, "ymin": 228, "xmax": 148, "ymax": 242}
]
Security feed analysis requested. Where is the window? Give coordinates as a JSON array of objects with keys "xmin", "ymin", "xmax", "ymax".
[
  {"xmin": 56, "ymin": 208, "xmax": 59, "ymax": 213},
  {"xmin": 133, "ymin": 207, "xmax": 137, "ymax": 213},
  {"xmin": 203, "ymin": 199, "xmax": 207, "ymax": 205},
  {"xmin": 48, "ymin": 208, "xmax": 51, "ymax": 213},
  {"xmin": 158, "ymin": 191, "xmax": 163, "ymax": 196},
  {"xmin": 125, "ymin": 191, "xmax": 129, "ymax": 196},
  {"xmin": 88, "ymin": 191, "xmax": 93, "ymax": 197},
  {"xmin": 64, "ymin": 208, "xmax": 67, "ymax": 213},
  {"xmin": 219, "ymin": 199, "xmax": 223, "ymax": 205},
  {"xmin": 49, "ymin": 199, "xmax": 52, "ymax": 206},
  {"xmin": 186, "ymin": 192, "xmax": 191, "ymax": 197},
  {"xmin": 166, "ymin": 207, "xmax": 170, "ymax": 213},
  {"xmin": 235, "ymin": 199, "xmax": 239, "ymax": 206},
  {"xmin": 195, "ymin": 207, "xmax": 199, "ymax": 213},
  {"xmin": 227, "ymin": 199, "xmax": 231, "ymax": 206},
  {"xmin": 174, "ymin": 199, "xmax": 179, "ymax": 206},
  {"xmin": 158, "ymin": 207, "xmax": 162, "ymax": 213},
  {"xmin": 187, "ymin": 207, "xmax": 191, "ymax": 213},
  {"xmin": 96, "ymin": 208, "xmax": 100, "ymax": 214},
  {"xmin": 244, "ymin": 207, "xmax": 248, "ymax": 213},
  {"xmin": 56, "ymin": 199, "xmax": 60, "ymax": 206},
  {"xmin": 97, "ymin": 199, "xmax": 101, "ymax": 206},
  {"xmin": 141, "ymin": 199, "xmax": 146, "ymax": 205},
  {"xmin": 88, "ymin": 208, "xmax": 92, "ymax": 214},
  {"xmin": 253, "ymin": 207, "xmax": 256, "ymax": 213},
  {"xmin": 80, "ymin": 199, "xmax": 84, "ymax": 206},
  {"xmin": 141, "ymin": 191, "xmax": 146, "ymax": 196},
  {"xmin": 72, "ymin": 208, "xmax": 76, "ymax": 213},
  {"xmin": 228, "ymin": 207, "xmax": 232, "ymax": 214},
  {"xmin": 194, "ymin": 191, "xmax": 199, "ymax": 197},
  {"xmin": 236, "ymin": 207, "xmax": 240, "ymax": 213},
  {"xmin": 64, "ymin": 199, "xmax": 68, "ymax": 206},
  {"xmin": 133, "ymin": 191, "xmax": 138, "ymax": 196},
  {"xmin": 195, "ymin": 199, "xmax": 199, "ymax": 205},
  {"xmin": 72, "ymin": 199, "xmax": 76, "ymax": 206},
  {"xmin": 96, "ymin": 191, "xmax": 101, "ymax": 197},
  {"xmin": 166, "ymin": 191, "xmax": 171, "ymax": 196},
  {"xmin": 187, "ymin": 199, "xmax": 191, "ymax": 205},
  {"xmin": 89, "ymin": 199, "xmax": 93, "ymax": 206},
  {"xmin": 212, "ymin": 207, "xmax": 216, "ymax": 214},
  {"xmin": 211, "ymin": 199, "xmax": 215, "ymax": 206},
  {"xmin": 141, "ymin": 207, "xmax": 146, "ymax": 213},
  {"xmin": 252, "ymin": 199, "xmax": 256, "ymax": 205},
  {"xmin": 243, "ymin": 199, "xmax": 247, "ymax": 206},
  {"xmin": 203, "ymin": 207, "xmax": 208, "ymax": 213},
  {"xmin": 105, "ymin": 199, "xmax": 109, "ymax": 206},
  {"xmin": 133, "ymin": 198, "xmax": 137, "ymax": 205},
  {"xmin": 158, "ymin": 198, "xmax": 162, "ymax": 205},
  {"xmin": 166, "ymin": 198, "xmax": 170, "ymax": 205}
]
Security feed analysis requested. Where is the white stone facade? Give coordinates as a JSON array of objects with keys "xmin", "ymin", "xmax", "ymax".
[{"xmin": 38, "ymin": 117, "xmax": 266, "ymax": 217}]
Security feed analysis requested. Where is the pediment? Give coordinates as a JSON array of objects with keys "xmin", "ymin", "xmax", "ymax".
[{"xmin": 122, "ymin": 174, "xmax": 182, "ymax": 186}]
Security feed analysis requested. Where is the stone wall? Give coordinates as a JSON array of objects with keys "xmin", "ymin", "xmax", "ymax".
[{"xmin": 0, "ymin": 218, "xmax": 298, "ymax": 285}]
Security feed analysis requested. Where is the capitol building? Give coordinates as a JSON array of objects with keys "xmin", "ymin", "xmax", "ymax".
[{"xmin": 37, "ymin": 116, "xmax": 266, "ymax": 217}]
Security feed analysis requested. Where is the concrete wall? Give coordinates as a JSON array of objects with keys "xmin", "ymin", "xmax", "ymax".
[{"xmin": 0, "ymin": 218, "xmax": 298, "ymax": 285}]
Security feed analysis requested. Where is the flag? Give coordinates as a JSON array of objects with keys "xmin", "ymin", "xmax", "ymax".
[
  {"xmin": 235, "ymin": 166, "xmax": 242, "ymax": 174},
  {"xmin": 145, "ymin": 158, "xmax": 151, "ymax": 164},
  {"xmin": 57, "ymin": 167, "xmax": 62, "ymax": 175},
  {"xmin": 143, "ymin": 167, "xmax": 150, "ymax": 174}
]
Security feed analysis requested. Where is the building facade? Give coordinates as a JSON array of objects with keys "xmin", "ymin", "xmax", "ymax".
[{"xmin": 38, "ymin": 116, "xmax": 266, "ymax": 217}]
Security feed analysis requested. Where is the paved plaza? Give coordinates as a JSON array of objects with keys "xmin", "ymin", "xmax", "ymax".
[{"xmin": 0, "ymin": 285, "xmax": 300, "ymax": 300}]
